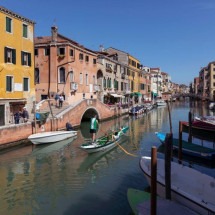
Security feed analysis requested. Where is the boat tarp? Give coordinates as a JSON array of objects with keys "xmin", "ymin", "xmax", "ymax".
[{"xmin": 36, "ymin": 112, "xmax": 50, "ymax": 125}]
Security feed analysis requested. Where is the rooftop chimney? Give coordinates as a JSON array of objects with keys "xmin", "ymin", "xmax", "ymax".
[{"xmin": 51, "ymin": 26, "xmax": 58, "ymax": 43}]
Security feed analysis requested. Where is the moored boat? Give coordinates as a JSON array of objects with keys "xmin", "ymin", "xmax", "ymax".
[
  {"xmin": 127, "ymin": 188, "xmax": 197, "ymax": 215},
  {"xmin": 156, "ymin": 99, "xmax": 166, "ymax": 106},
  {"xmin": 155, "ymin": 132, "xmax": 215, "ymax": 160},
  {"xmin": 140, "ymin": 156, "xmax": 215, "ymax": 215},
  {"xmin": 80, "ymin": 126, "xmax": 129, "ymax": 153},
  {"xmin": 28, "ymin": 130, "xmax": 77, "ymax": 145}
]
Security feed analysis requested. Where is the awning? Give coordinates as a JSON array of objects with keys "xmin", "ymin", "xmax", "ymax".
[
  {"xmin": 110, "ymin": 94, "xmax": 124, "ymax": 98},
  {"xmin": 131, "ymin": 92, "xmax": 142, "ymax": 97}
]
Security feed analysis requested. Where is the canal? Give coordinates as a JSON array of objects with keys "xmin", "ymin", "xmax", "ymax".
[{"xmin": 0, "ymin": 100, "xmax": 215, "ymax": 215}]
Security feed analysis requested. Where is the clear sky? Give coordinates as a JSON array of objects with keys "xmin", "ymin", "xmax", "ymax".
[{"xmin": 2, "ymin": 0, "xmax": 215, "ymax": 85}]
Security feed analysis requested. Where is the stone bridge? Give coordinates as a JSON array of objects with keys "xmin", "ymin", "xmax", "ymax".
[
  {"xmin": 0, "ymin": 99, "xmax": 127, "ymax": 145},
  {"xmin": 172, "ymin": 93, "xmax": 212, "ymax": 101}
]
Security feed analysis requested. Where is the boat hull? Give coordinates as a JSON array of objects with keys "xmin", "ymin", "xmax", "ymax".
[
  {"xmin": 80, "ymin": 126, "xmax": 129, "ymax": 153},
  {"xmin": 140, "ymin": 156, "xmax": 215, "ymax": 215},
  {"xmin": 28, "ymin": 131, "xmax": 77, "ymax": 145},
  {"xmin": 80, "ymin": 139, "xmax": 119, "ymax": 153},
  {"xmin": 155, "ymin": 132, "xmax": 215, "ymax": 160}
]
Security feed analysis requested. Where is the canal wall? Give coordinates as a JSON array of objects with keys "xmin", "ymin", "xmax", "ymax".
[{"xmin": 0, "ymin": 99, "xmax": 128, "ymax": 148}]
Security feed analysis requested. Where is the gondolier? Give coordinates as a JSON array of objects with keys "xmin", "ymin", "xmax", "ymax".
[{"xmin": 90, "ymin": 114, "xmax": 98, "ymax": 142}]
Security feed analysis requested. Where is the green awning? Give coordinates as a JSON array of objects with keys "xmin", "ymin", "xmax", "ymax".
[
  {"xmin": 134, "ymin": 92, "xmax": 142, "ymax": 96},
  {"xmin": 131, "ymin": 92, "xmax": 142, "ymax": 96}
]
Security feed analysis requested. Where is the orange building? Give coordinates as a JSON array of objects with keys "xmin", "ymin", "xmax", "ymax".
[{"xmin": 34, "ymin": 26, "xmax": 99, "ymax": 105}]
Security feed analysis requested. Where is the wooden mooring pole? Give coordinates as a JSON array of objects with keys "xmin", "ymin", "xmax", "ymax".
[
  {"xmin": 164, "ymin": 133, "xmax": 172, "ymax": 200},
  {"xmin": 178, "ymin": 121, "xmax": 183, "ymax": 164},
  {"xmin": 188, "ymin": 111, "xmax": 192, "ymax": 143},
  {"xmin": 151, "ymin": 146, "xmax": 157, "ymax": 215}
]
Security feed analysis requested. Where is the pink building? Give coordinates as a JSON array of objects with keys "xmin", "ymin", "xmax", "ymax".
[{"xmin": 34, "ymin": 26, "xmax": 100, "ymax": 105}]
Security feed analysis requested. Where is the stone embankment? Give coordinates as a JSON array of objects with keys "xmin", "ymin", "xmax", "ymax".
[{"xmin": 0, "ymin": 99, "xmax": 129, "ymax": 150}]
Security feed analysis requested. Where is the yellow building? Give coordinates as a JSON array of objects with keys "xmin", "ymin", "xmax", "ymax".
[
  {"xmin": 0, "ymin": 6, "xmax": 35, "ymax": 125},
  {"xmin": 128, "ymin": 55, "xmax": 142, "ymax": 103}
]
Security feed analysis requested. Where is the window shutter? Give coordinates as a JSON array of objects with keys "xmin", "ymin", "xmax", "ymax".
[
  {"xmin": 4, "ymin": 47, "xmax": 7, "ymax": 63},
  {"xmin": 12, "ymin": 49, "xmax": 16, "ymax": 64},
  {"xmin": 21, "ymin": 51, "xmax": 23, "ymax": 65},
  {"xmin": 28, "ymin": 53, "xmax": 31, "ymax": 66}
]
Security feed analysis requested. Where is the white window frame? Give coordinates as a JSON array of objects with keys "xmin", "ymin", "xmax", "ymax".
[{"xmin": 80, "ymin": 73, "xmax": 83, "ymax": 84}]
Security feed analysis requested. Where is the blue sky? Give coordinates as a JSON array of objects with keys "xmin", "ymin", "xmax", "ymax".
[{"xmin": 2, "ymin": 0, "xmax": 215, "ymax": 85}]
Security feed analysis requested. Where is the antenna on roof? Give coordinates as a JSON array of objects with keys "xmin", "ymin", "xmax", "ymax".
[
  {"xmin": 99, "ymin": 45, "xmax": 104, "ymax": 52},
  {"xmin": 53, "ymin": 18, "xmax": 57, "ymax": 27}
]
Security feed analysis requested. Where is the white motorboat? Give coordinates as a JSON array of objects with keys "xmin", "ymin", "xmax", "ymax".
[
  {"xmin": 156, "ymin": 99, "xmax": 166, "ymax": 106},
  {"xmin": 140, "ymin": 156, "xmax": 215, "ymax": 215},
  {"xmin": 28, "ymin": 130, "xmax": 77, "ymax": 145}
]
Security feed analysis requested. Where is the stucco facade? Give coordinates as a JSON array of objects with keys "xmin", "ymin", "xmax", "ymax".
[
  {"xmin": 0, "ymin": 6, "xmax": 35, "ymax": 126},
  {"xmin": 34, "ymin": 26, "xmax": 99, "ymax": 105}
]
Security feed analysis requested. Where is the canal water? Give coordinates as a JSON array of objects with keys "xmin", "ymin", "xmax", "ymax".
[{"xmin": 0, "ymin": 100, "xmax": 215, "ymax": 215}]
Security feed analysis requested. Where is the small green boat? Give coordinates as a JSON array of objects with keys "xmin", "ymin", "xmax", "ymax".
[{"xmin": 80, "ymin": 126, "xmax": 129, "ymax": 153}]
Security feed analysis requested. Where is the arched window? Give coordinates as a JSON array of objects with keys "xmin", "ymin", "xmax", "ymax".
[
  {"xmin": 69, "ymin": 71, "xmax": 74, "ymax": 82},
  {"xmin": 59, "ymin": 67, "xmax": 65, "ymax": 83},
  {"xmin": 35, "ymin": 68, "xmax": 39, "ymax": 84},
  {"xmin": 103, "ymin": 77, "xmax": 106, "ymax": 88}
]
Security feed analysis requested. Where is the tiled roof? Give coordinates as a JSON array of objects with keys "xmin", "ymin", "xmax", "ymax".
[{"xmin": 0, "ymin": 6, "xmax": 35, "ymax": 24}]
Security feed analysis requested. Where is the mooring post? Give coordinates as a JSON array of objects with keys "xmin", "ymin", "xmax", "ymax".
[
  {"xmin": 151, "ymin": 146, "xmax": 157, "ymax": 215},
  {"xmin": 188, "ymin": 111, "xmax": 192, "ymax": 143},
  {"xmin": 164, "ymin": 133, "xmax": 172, "ymax": 200},
  {"xmin": 178, "ymin": 121, "xmax": 182, "ymax": 164}
]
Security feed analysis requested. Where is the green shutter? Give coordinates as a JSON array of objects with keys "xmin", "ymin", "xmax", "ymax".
[
  {"xmin": 21, "ymin": 51, "xmax": 24, "ymax": 65},
  {"xmin": 6, "ymin": 17, "xmax": 11, "ymax": 32},
  {"xmin": 28, "ymin": 53, "xmax": 31, "ymax": 66},
  {"xmin": 12, "ymin": 49, "xmax": 16, "ymax": 64},
  {"xmin": 4, "ymin": 47, "xmax": 7, "ymax": 63}
]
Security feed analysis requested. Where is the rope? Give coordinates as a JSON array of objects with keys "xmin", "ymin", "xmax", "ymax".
[{"xmin": 115, "ymin": 140, "xmax": 138, "ymax": 157}]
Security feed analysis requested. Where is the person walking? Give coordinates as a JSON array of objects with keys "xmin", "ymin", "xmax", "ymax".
[
  {"xmin": 22, "ymin": 107, "xmax": 29, "ymax": 123},
  {"xmin": 54, "ymin": 93, "xmax": 60, "ymax": 107},
  {"xmin": 90, "ymin": 114, "xmax": 98, "ymax": 143},
  {"xmin": 14, "ymin": 111, "xmax": 21, "ymax": 124},
  {"xmin": 59, "ymin": 94, "xmax": 64, "ymax": 108}
]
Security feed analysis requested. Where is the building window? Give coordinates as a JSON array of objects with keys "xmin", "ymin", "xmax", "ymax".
[
  {"xmin": 121, "ymin": 82, "xmax": 124, "ymax": 91},
  {"xmin": 80, "ymin": 73, "xmax": 83, "ymax": 84},
  {"xmin": 23, "ymin": 24, "xmax": 28, "ymax": 38},
  {"xmin": 35, "ymin": 68, "xmax": 40, "ymax": 84},
  {"xmin": 23, "ymin": 77, "xmax": 29, "ymax": 91},
  {"xmin": 85, "ymin": 55, "xmax": 89, "ymax": 62},
  {"xmin": 21, "ymin": 51, "xmax": 31, "ymax": 66},
  {"xmin": 70, "ymin": 49, "xmax": 74, "ymax": 57},
  {"xmin": 6, "ymin": 76, "xmax": 13, "ymax": 92},
  {"xmin": 34, "ymin": 49, "xmax": 38, "ymax": 56},
  {"xmin": 103, "ymin": 78, "xmax": 106, "ymax": 88},
  {"xmin": 45, "ymin": 48, "xmax": 50, "ymax": 56},
  {"xmin": 69, "ymin": 71, "xmax": 74, "ymax": 82},
  {"xmin": 59, "ymin": 67, "xmax": 65, "ymax": 83},
  {"xmin": 85, "ymin": 74, "xmax": 88, "ymax": 85},
  {"xmin": 6, "ymin": 17, "xmax": 12, "ymax": 33},
  {"xmin": 4, "ymin": 47, "xmax": 16, "ymax": 64},
  {"xmin": 93, "ymin": 58, "xmax": 96, "ymax": 64},
  {"xmin": 58, "ymin": 47, "xmax": 65, "ymax": 56},
  {"xmin": 93, "ymin": 75, "xmax": 96, "ymax": 84},
  {"xmin": 79, "ymin": 53, "xmax": 84, "ymax": 60}
]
